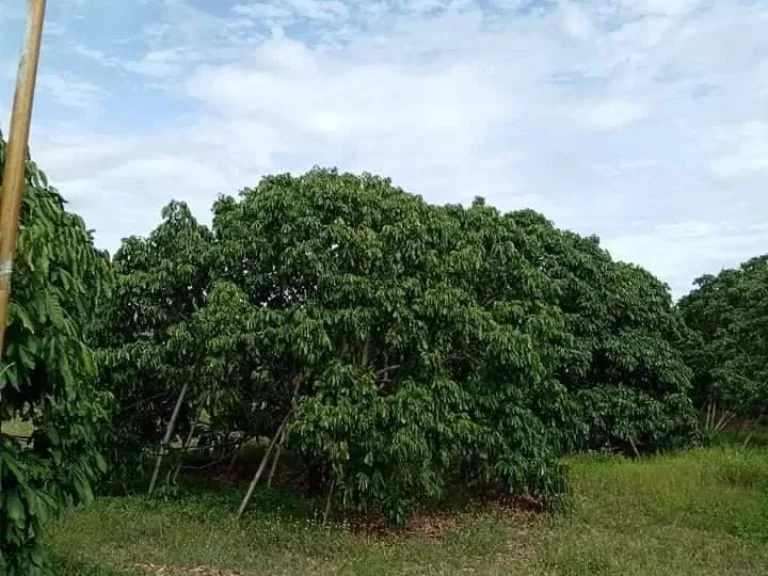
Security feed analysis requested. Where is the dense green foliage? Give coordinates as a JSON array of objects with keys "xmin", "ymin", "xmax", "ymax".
[
  {"xmin": 212, "ymin": 173, "xmax": 569, "ymax": 522},
  {"xmin": 97, "ymin": 168, "xmax": 700, "ymax": 523},
  {"xmin": 679, "ymin": 256, "xmax": 768, "ymax": 418},
  {"xmin": 0, "ymin": 133, "xmax": 112, "ymax": 575}
]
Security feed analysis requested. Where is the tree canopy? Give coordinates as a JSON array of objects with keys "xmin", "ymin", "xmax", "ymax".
[
  {"xmin": 95, "ymin": 201, "xmax": 214, "ymax": 455},
  {"xmin": 210, "ymin": 171, "xmax": 569, "ymax": 522}
]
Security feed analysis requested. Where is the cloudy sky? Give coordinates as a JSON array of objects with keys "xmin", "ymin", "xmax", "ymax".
[{"xmin": 1, "ymin": 0, "xmax": 767, "ymax": 297}]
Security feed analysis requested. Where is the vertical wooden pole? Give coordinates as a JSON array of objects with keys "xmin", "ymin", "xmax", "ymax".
[{"xmin": 0, "ymin": 0, "xmax": 47, "ymax": 355}]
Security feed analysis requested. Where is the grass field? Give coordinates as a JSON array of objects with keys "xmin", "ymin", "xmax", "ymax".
[{"xmin": 48, "ymin": 446, "xmax": 768, "ymax": 576}]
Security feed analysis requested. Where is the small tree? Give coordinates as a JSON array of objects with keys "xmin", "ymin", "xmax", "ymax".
[
  {"xmin": 95, "ymin": 201, "xmax": 214, "ymax": 490},
  {"xmin": 0, "ymin": 132, "xmax": 112, "ymax": 575}
]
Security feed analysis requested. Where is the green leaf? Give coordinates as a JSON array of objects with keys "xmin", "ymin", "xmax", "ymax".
[
  {"xmin": 95, "ymin": 452, "xmax": 107, "ymax": 474},
  {"xmin": 46, "ymin": 428, "xmax": 60, "ymax": 446},
  {"xmin": 5, "ymin": 491, "xmax": 26, "ymax": 527}
]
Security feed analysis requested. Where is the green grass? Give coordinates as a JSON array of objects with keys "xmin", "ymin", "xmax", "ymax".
[
  {"xmin": 714, "ymin": 422, "xmax": 768, "ymax": 449},
  {"xmin": 48, "ymin": 447, "xmax": 768, "ymax": 576}
]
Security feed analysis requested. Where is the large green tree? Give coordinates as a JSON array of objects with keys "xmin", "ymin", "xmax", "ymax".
[
  {"xmin": 213, "ymin": 170, "xmax": 568, "ymax": 523},
  {"xmin": 103, "ymin": 167, "xmax": 701, "ymax": 524},
  {"xmin": 0, "ymin": 133, "xmax": 112, "ymax": 575},
  {"xmin": 508, "ymin": 210, "xmax": 699, "ymax": 452}
]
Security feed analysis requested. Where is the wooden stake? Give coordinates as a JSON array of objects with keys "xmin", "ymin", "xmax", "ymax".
[
  {"xmin": 323, "ymin": 479, "xmax": 335, "ymax": 525},
  {"xmin": 0, "ymin": 0, "xmax": 47, "ymax": 356},
  {"xmin": 169, "ymin": 393, "xmax": 207, "ymax": 486},
  {"xmin": 237, "ymin": 415, "xmax": 290, "ymax": 519},
  {"xmin": 266, "ymin": 428, "xmax": 286, "ymax": 487},
  {"xmin": 148, "ymin": 382, "xmax": 189, "ymax": 495}
]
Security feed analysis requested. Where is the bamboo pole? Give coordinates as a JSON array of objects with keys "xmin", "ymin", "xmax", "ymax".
[{"xmin": 0, "ymin": 0, "xmax": 47, "ymax": 356}]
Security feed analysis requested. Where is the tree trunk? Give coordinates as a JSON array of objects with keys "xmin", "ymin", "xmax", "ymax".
[
  {"xmin": 715, "ymin": 411, "xmax": 735, "ymax": 432},
  {"xmin": 323, "ymin": 479, "xmax": 335, "ymax": 525},
  {"xmin": 148, "ymin": 382, "xmax": 189, "ymax": 496}
]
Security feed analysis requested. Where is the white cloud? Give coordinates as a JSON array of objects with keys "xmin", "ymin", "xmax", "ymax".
[
  {"xmin": 284, "ymin": 0, "xmax": 350, "ymax": 21},
  {"xmin": 607, "ymin": 220, "xmax": 768, "ymax": 294},
  {"xmin": 710, "ymin": 121, "xmax": 768, "ymax": 180},
  {"xmin": 619, "ymin": 0, "xmax": 703, "ymax": 18},
  {"xmin": 71, "ymin": 45, "xmax": 121, "ymax": 67},
  {"xmin": 125, "ymin": 49, "xmax": 183, "ymax": 78},
  {"xmin": 656, "ymin": 221, "xmax": 718, "ymax": 238},
  {"xmin": 576, "ymin": 99, "xmax": 647, "ymax": 131},
  {"xmin": 231, "ymin": 2, "xmax": 294, "ymax": 21},
  {"xmin": 186, "ymin": 42, "xmax": 515, "ymax": 140},
  {"xmin": 37, "ymin": 73, "xmax": 103, "ymax": 110},
  {"xmin": 558, "ymin": 1, "xmax": 596, "ymax": 40}
]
